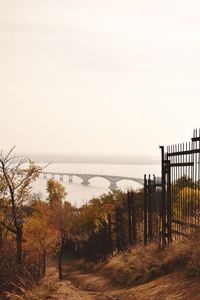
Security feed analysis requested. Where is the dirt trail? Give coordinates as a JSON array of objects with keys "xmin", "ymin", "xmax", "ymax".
[
  {"xmin": 45, "ymin": 266, "xmax": 121, "ymax": 300},
  {"xmin": 45, "ymin": 265, "xmax": 200, "ymax": 300}
]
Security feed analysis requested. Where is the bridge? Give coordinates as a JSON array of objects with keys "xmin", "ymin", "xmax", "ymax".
[{"xmin": 42, "ymin": 172, "xmax": 144, "ymax": 190}]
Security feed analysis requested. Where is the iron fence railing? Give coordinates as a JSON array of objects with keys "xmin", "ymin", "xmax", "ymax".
[{"xmin": 69, "ymin": 129, "xmax": 200, "ymax": 260}]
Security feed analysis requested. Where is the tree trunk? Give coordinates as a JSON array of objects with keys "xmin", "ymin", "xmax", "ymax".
[
  {"xmin": 16, "ymin": 226, "xmax": 23, "ymax": 265},
  {"xmin": 0, "ymin": 226, "xmax": 3, "ymax": 246},
  {"xmin": 58, "ymin": 240, "xmax": 64, "ymax": 280},
  {"xmin": 42, "ymin": 249, "xmax": 46, "ymax": 277}
]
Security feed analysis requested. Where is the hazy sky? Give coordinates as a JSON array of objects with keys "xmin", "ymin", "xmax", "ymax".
[{"xmin": 1, "ymin": 0, "xmax": 200, "ymax": 158}]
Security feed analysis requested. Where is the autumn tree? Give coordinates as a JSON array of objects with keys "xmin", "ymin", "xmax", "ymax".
[
  {"xmin": 75, "ymin": 190, "xmax": 125, "ymax": 235},
  {"xmin": 23, "ymin": 201, "xmax": 54, "ymax": 276},
  {"xmin": 47, "ymin": 178, "xmax": 67, "ymax": 208},
  {"xmin": 47, "ymin": 179, "xmax": 72, "ymax": 279},
  {"xmin": 175, "ymin": 175, "xmax": 194, "ymax": 190},
  {"xmin": 0, "ymin": 147, "xmax": 42, "ymax": 264}
]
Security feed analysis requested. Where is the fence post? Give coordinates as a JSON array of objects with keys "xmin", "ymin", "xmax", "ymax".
[
  {"xmin": 107, "ymin": 213, "xmax": 113, "ymax": 255},
  {"xmin": 148, "ymin": 176, "xmax": 153, "ymax": 241},
  {"xmin": 131, "ymin": 191, "xmax": 136, "ymax": 243},
  {"xmin": 160, "ymin": 145, "xmax": 167, "ymax": 246},
  {"xmin": 153, "ymin": 174, "xmax": 159, "ymax": 242},
  {"xmin": 127, "ymin": 191, "xmax": 132, "ymax": 244},
  {"xmin": 166, "ymin": 158, "xmax": 172, "ymax": 244},
  {"xmin": 144, "ymin": 174, "xmax": 148, "ymax": 245},
  {"xmin": 120, "ymin": 205, "xmax": 125, "ymax": 249},
  {"xmin": 116, "ymin": 206, "xmax": 123, "ymax": 251},
  {"xmin": 115, "ymin": 206, "xmax": 120, "ymax": 250}
]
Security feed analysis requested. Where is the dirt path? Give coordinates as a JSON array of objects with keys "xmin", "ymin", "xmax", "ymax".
[
  {"xmin": 45, "ymin": 266, "xmax": 121, "ymax": 300},
  {"xmin": 45, "ymin": 264, "xmax": 200, "ymax": 300},
  {"xmin": 70, "ymin": 270, "xmax": 200, "ymax": 300}
]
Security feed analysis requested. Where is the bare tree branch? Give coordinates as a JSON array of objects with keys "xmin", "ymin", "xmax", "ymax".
[
  {"xmin": 0, "ymin": 221, "xmax": 17, "ymax": 235},
  {"xmin": 4, "ymin": 146, "xmax": 16, "ymax": 162}
]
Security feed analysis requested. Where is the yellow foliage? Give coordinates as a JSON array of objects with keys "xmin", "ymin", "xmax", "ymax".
[
  {"xmin": 24, "ymin": 202, "xmax": 56, "ymax": 259},
  {"xmin": 46, "ymin": 179, "xmax": 67, "ymax": 208}
]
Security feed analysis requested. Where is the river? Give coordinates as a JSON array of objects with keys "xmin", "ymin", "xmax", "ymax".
[{"xmin": 32, "ymin": 163, "xmax": 161, "ymax": 207}]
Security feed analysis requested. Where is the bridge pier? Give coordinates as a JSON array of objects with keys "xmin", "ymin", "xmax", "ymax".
[
  {"xmin": 82, "ymin": 179, "xmax": 90, "ymax": 186},
  {"xmin": 109, "ymin": 181, "xmax": 117, "ymax": 190},
  {"xmin": 69, "ymin": 175, "xmax": 73, "ymax": 183},
  {"xmin": 51, "ymin": 174, "xmax": 55, "ymax": 179},
  {"xmin": 43, "ymin": 174, "xmax": 47, "ymax": 179},
  {"xmin": 60, "ymin": 175, "xmax": 63, "ymax": 181}
]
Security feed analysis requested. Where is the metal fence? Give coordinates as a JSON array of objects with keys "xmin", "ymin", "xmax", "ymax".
[
  {"xmin": 77, "ymin": 186, "xmax": 162, "ymax": 260},
  {"xmin": 160, "ymin": 128, "xmax": 200, "ymax": 244},
  {"xmin": 70, "ymin": 128, "xmax": 200, "ymax": 260},
  {"xmin": 144, "ymin": 175, "xmax": 161, "ymax": 245}
]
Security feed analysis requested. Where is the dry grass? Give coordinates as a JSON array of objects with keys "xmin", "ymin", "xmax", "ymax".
[
  {"xmin": 81, "ymin": 232, "xmax": 200, "ymax": 287},
  {"xmin": 5, "ymin": 276, "xmax": 56, "ymax": 300},
  {"xmin": 118, "ymin": 272, "xmax": 200, "ymax": 300},
  {"xmin": 5, "ymin": 233, "xmax": 200, "ymax": 300},
  {"xmin": 63, "ymin": 233, "xmax": 200, "ymax": 299}
]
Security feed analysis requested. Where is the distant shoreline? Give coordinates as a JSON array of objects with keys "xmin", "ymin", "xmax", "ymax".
[
  {"xmin": 20, "ymin": 153, "xmax": 160, "ymax": 165},
  {"xmin": 37, "ymin": 160, "xmax": 160, "ymax": 166}
]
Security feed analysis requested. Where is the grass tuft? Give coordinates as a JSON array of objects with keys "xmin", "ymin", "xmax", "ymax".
[{"xmin": 5, "ymin": 277, "xmax": 56, "ymax": 300}]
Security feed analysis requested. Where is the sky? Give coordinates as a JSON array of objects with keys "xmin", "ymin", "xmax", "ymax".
[{"xmin": 1, "ymin": 0, "xmax": 200, "ymax": 159}]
